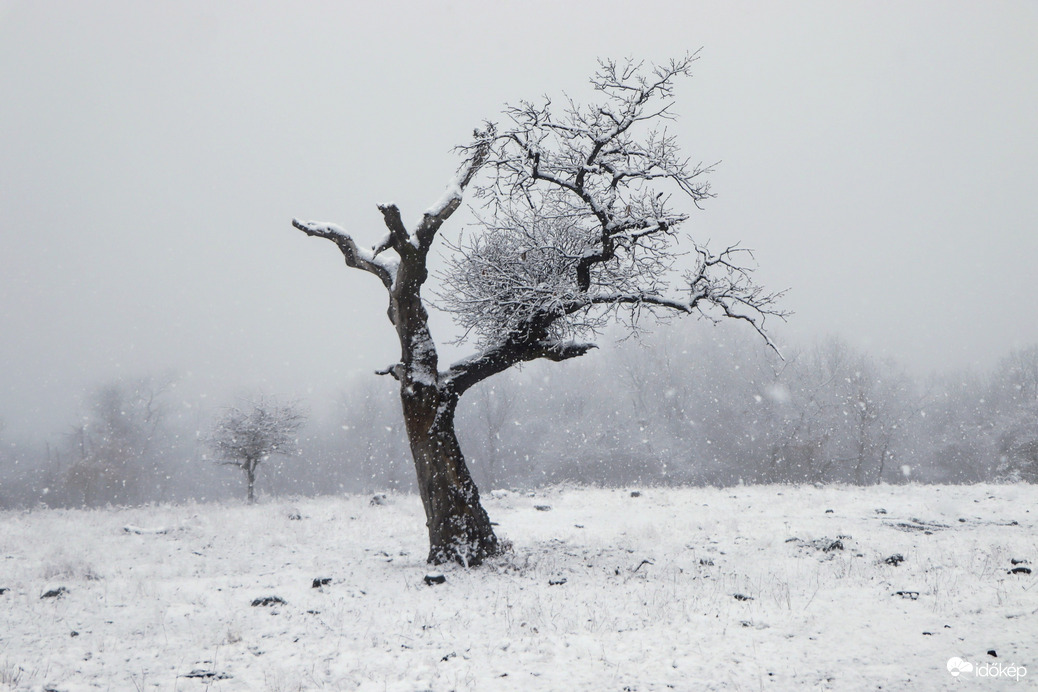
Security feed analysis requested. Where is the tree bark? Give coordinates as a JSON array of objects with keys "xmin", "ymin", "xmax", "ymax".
[
  {"xmin": 246, "ymin": 463, "xmax": 256, "ymax": 504},
  {"xmin": 399, "ymin": 383, "xmax": 498, "ymax": 565}
]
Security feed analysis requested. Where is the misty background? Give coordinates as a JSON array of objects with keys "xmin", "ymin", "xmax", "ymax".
[{"xmin": 1, "ymin": 2, "xmax": 1036, "ymax": 508}]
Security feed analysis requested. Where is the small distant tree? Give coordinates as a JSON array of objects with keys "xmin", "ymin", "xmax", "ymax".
[{"xmin": 207, "ymin": 400, "xmax": 306, "ymax": 503}]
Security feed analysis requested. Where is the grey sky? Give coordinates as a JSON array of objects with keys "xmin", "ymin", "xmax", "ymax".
[{"xmin": 1, "ymin": 1, "xmax": 1036, "ymax": 437}]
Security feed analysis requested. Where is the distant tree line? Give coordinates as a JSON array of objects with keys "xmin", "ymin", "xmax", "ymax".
[{"xmin": 0, "ymin": 326, "xmax": 1035, "ymax": 510}]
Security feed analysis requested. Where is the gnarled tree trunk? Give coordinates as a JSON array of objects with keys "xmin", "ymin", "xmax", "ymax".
[{"xmin": 399, "ymin": 382, "xmax": 498, "ymax": 565}]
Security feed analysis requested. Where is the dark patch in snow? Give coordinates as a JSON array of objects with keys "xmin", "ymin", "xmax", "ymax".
[
  {"xmin": 1009, "ymin": 567, "xmax": 1031, "ymax": 575},
  {"xmin": 789, "ymin": 537, "xmax": 846, "ymax": 553},
  {"xmin": 441, "ymin": 652, "xmax": 456, "ymax": 662},
  {"xmin": 888, "ymin": 518, "xmax": 949, "ymax": 534},
  {"xmin": 0, "ymin": 587, "xmax": 7, "ymax": 595},
  {"xmin": 424, "ymin": 573, "xmax": 446, "ymax": 586},
  {"xmin": 534, "ymin": 505, "xmax": 552, "ymax": 512},
  {"xmin": 370, "ymin": 494, "xmax": 388, "ymax": 506},
  {"xmin": 40, "ymin": 587, "xmax": 68, "ymax": 599},
  {"xmin": 825, "ymin": 509, "xmax": 834, "ymax": 513},
  {"xmin": 312, "ymin": 577, "xmax": 332, "ymax": 588},
  {"xmin": 630, "ymin": 491, "xmax": 641, "ymax": 497},
  {"xmin": 1011, "ymin": 558, "xmax": 1029, "ymax": 565},
  {"xmin": 287, "ymin": 510, "xmax": 302, "ymax": 520},
  {"xmin": 733, "ymin": 593, "xmax": 754, "ymax": 601},
  {"xmin": 884, "ymin": 554, "xmax": 905, "ymax": 566},
  {"xmin": 699, "ymin": 558, "xmax": 715, "ymax": 566},
  {"xmin": 988, "ymin": 650, "xmax": 998, "ymax": 657},
  {"xmin": 893, "ymin": 591, "xmax": 919, "ymax": 600},
  {"xmin": 251, "ymin": 596, "xmax": 286, "ymax": 607},
  {"xmin": 182, "ymin": 670, "xmax": 232, "ymax": 680},
  {"xmin": 548, "ymin": 578, "xmax": 567, "ymax": 586},
  {"xmin": 874, "ymin": 508, "xmax": 887, "ymax": 514}
]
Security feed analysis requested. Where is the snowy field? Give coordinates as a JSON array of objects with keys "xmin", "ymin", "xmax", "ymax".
[{"xmin": 1, "ymin": 484, "xmax": 1035, "ymax": 691}]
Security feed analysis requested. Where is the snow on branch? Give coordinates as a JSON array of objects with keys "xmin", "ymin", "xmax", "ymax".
[
  {"xmin": 437, "ymin": 54, "xmax": 785, "ymax": 369},
  {"xmin": 206, "ymin": 399, "xmax": 307, "ymax": 469},
  {"xmin": 413, "ymin": 124, "xmax": 496, "ymax": 251},
  {"xmin": 443, "ymin": 336, "xmax": 597, "ymax": 397},
  {"xmin": 291, "ymin": 219, "xmax": 396, "ymax": 289}
]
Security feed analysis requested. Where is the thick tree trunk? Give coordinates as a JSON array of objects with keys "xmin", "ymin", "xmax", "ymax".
[{"xmin": 400, "ymin": 382, "xmax": 499, "ymax": 566}]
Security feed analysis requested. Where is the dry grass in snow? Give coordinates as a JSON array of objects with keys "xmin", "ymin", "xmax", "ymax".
[{"xmin": 1, "ymin": 484, "xmax": 1035, "ymax": 690}]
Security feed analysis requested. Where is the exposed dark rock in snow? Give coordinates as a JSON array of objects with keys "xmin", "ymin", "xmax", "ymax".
[
  {"xmin": 548, "ymin": 578, "xmax": 567, "ymax": 586},
  {"xmin": 40, "ymin": 587, "xmax": 68, "ymax": 599},
  {"xmin": 874, "ymin": 508, "xmax": 887, "ymax": 514},
  {"xmin": 630, "ymin": 491, "xmax": 642, "ymax": 498},
  {"xmin": 987, "ymin": 650, "xmax": 998, "ymax": 658},
  {"xmin": 251, "ymin": 596, "xmax": 286, "ymax": 607},
  {"xmin": 0, "ymin": 587, "xmax": 8, "ymax": 595},
  {"xmin": 286, "ymin": 509, "xmax": 302, "ymax": 520},
  {"xmin": 884, "ymin": 554, "xmax": 905, "ymax": 566},
  {"xmin": 1009, "ymin": 567, "xmax": 1031, "ymax": 575},
  {"xmin": 312, "ymin": 578, "xmax": 332, "ymax": 588},
  {"xmin": 788, "ymin": 537, "xmax": 846, "ymax": 553},
  {"xmin": 370, "ymin": 494, "xmax": 388, "ymax": 506},
  {"xmin": 1010, "ymin": 558, "xmax": 1029, "ymax": 565},
  {"xmin": 893, "ymin": 591, "xmax": 919, "ymax": 600},
  {"xmin": 424, "ymin": 573, "xmax": 446, "ymax": 585},
  {"xmin": 733, "ymin": 593, "xmax": 754, "ymax": 601},
  {"xmin": 534, "ymin": 505, "xmax": 552, "ymax": 511}
]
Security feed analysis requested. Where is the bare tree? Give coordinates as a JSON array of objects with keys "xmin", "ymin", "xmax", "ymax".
[
  {"xmin": 64, "ymin": 377, "xmax": 171, "ymax": 507},
  {"xmin": 990, "ymin": 346, "xmax": 1038, "ymax": 482},
  {"xmin": 292, "ymin": 55, "xmax": 783, "ymax": 565},
  {"xmin": 207, "ymin": 399, "xmax": 306, "ymax": 503}
]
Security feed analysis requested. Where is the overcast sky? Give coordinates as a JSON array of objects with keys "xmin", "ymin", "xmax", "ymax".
[{"xmin": 1, "ymin": 1, "xmax": 1036, "ymax": 437}]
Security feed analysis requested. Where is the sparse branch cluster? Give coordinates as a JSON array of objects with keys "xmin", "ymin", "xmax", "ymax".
[{"xmin": 440, "ymin": 54, "xmax": 785, "ymax": 384}]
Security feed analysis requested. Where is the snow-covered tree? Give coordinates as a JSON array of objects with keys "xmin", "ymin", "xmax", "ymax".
[
  {"xmin": 207, "ymin": 400, "xmax": 306, "ymax": 503},
  {"xmin": 292, "ymin": 56, "xmax": 784, "ymax": 565}
]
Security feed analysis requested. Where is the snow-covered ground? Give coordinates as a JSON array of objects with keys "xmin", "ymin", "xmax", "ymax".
[{"xmin": 1, "ymin": 484, "xmax": 1035, "ymax": 691}]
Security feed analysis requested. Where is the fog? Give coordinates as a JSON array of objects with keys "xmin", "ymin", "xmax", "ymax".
[{"xmin": 1, "ymin": 2, "xmax": 1036, "ymax": 502}]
